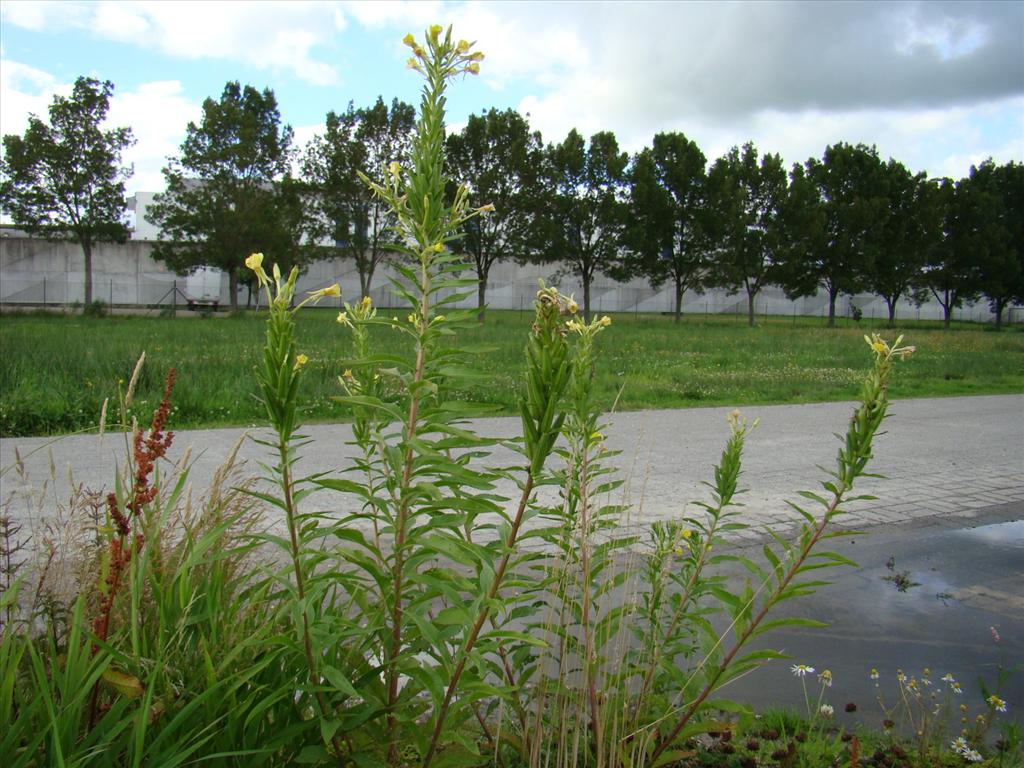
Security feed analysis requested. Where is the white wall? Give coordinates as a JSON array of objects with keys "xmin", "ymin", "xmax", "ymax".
[{"xmin": 0, "ymin": 232, "xmax": 1005, "ymax": 323}]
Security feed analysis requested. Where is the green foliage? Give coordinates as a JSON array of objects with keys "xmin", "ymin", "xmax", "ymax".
[
  {"xmin": 621, "ymin": 132, "xmax": 710, "ymax": 323},
  {"xmin": 0, "ymin": 25, "xmax": 956, "ymax": 768},
  {"xmin": 0, "ymin": 76, "xmax": 134, "ymax": 305},
  {"xmin": 302, "ymin": 97, "xmax": 416, "ymax": 297},
  {"xmin": 147, "ymin": 82, "xmax": 303, "ymax": 310},
  {"xmin": 538, "ymin": 129, "xmax": 629, "ymax": 321},
  {"xmin": 706, "ymin": 142, "xmax": 791, "ymax": 327},
  {"xmin": 445, "ymin": 108, "xmax": 545, "ymax": 319}
]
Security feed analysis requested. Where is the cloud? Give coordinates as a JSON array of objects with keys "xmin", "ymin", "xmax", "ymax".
[
  {"xmin": 0, "ymin": 0, "xmax": 345, "ymax": 85},
  {"xmin": 1, "ymin": 57, "xmax": 201, "ymax": 194}
]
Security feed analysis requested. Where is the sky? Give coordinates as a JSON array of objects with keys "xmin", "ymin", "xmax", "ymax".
[{"xmin": 1, "ymin": 0, "xmax": 1022, "ymax": 196}]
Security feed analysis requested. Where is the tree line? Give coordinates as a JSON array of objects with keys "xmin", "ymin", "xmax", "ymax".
[{"xmin": 2, "ymin": 76, "xmax": 1022, "ymax": 326}]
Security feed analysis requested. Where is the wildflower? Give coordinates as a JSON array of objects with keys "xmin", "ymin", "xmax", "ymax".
[
  {"xmin": 942, "ymin": 673, "xmax": 956, "ymax": 684},
  {"xmin": 987, "ymin": 695, "xmax": 1007, "ymax": 712},
  {"xmin": 361, "ymin": 295, "xmax": 372, "ymax": 310},
  {"xmin": 600, "ymin": 315, "xmax": 611, "ymax": 327},
  {"xmin": 245, "ymin": 252, "xmax": 264, "ymax": 272},
  {"xmin": 819, "ymin": 704, "xmax": 834, "ymax": 719},
  {"xmin": 791, "ymin": 664, "xmax": 815, "ymax": 677},
  {"xmin": 467, "ymin": 62, "xmax": 480, "ymax": 75},
  {"xmin": 389, "ymin": 160, "xmax": 401, "ymax": 178},
  {"xmin": 431, "ymin": 243, "xmax": 444, "ymax": 253},
  {"xmin": 897, "ymin": 669, "xmax": 906, "ymax": 683},
  {"xmin": 963, "ymin": 749, "xmax": 983, "ymax": 763},
  {"xmin": 674, "ymin": 546, "xmax": 685, "ymax": 556},
  {"xmin": 408, "ymin": 313, "xmax": 417, "ymax": 324},
  {"xmin": 991, "ymin": 626, "xmax": 1001, "ymax": 643},
  {"xmin": 952, "ymin": 681, "xmax": 962, "ymax": 694},
  {"xmin": 294, "ymin": 354, "xmax": 309, "ymax": 371},
  {"xmin": 429, "ymin": 23, "xmax": 443, "ymax": 39},
  {"xmin": 307, "ymin": 283, "xmax": 341, "ymax": 300},
  {"xmin": 568, "ymin": 298, "xmax": 579, "ymax": 314},
  {"xmin": 336, "ymin": 311, "xmax": 350, "ymax": 327},
  {"xmin": 478, "ymin": 202, "xmax": 496, "ymax": 213},
  {"xmin": 951, "ymin": 737, "xmax": 969, "ymax": 754},
  {"xmin": 682, "ymin": 529, "xmax": 693, "ymax": 539},
  {"xmin": 402, "ymin": 33, "xmax": 416, "ymax": 47},
  {"xmin": 870, "ymin": 668, "xmax": 879, "ymax": 680},
  {"xmin": 819, "ymin": 669, "xmax": 833, "ymax": 688}
]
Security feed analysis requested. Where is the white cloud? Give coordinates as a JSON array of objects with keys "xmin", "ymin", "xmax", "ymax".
[
  {"xmin": 1, "ymin": 0, "xmax": 344, "ymax": 86},
  {"xmin": 106, "ymin": 80, "xmax": 202, "ymax": 193}
]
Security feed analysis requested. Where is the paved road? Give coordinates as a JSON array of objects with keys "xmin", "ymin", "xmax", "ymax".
[{"xmin": 2, "ymin": 395, "xmax": 1022, "ymax": 539}]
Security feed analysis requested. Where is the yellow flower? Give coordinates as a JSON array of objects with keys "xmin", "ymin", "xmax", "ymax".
[
  {"xmin": 336, "ymin": 311, "xmax": 349, "ymax": 326},
  {"xmin": 308, "ymin": 283, "xmax": 340, "ymax": 300},
  {"xmin": 568, "ymin": 299, "xmax": 579, "ymax": 314},
  {"xmin": 389, "ymin": 161, "xmax": 401, "ymax": 178},
  {"xmin": 428, "ymin": 24, "xmax": 443, "ymax": 40},
  {"xmin": 342, "ymin": 369, "xmax": 354, "ymax": 381},
  {"xmin": 682, "ymin": 529, "xmax": 693, "ymax": 540},
  {"xmin": 674, "ymin": 546, "xmax": 684, "ymax": 556},
  {"xmin": 402, "ymin": 33, "xmax": 416, "ymax": 47},
  {"xmin": 478, "ymin": 202, "xmax": 496, "ymax": 213},
  {"xmin": 294, "ymin": 353, "xmax": 309, "ymax": 370},
  {"xmin": 432, "ymin": 243, "xmax": 445, "ymax": 253},
  {"xmin": 245, "ymin": 252, "xmax": 264, "ymax": 272},
  {"xmin": 456, "ymin": 39, "xmax": 471, "ymax": 54},
  {"xmin": 466, "ymin": 62, "xmax": 480, "ymax": 75},
  {"xmin": 600, "ymin": 315, "xmax": 611, "ymax": 327},
  {"xmin": 408, "ymin": 313, "xmax": 417, "ymax": 324},
  {"xmin": 361, "ymin": 295, "xmax": 372, "ymax": 310}
]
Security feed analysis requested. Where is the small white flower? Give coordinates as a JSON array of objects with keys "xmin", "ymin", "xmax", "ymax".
[
  {"xmin": 963, "ymin": 749, "xmax": 983, "ymax": 763},
  {"xmin": 791, "ymin": 664, "xmax": 815, "ymax": 677},
  {"xmin": 951, "ymin": 736, "xmax": 969, "ymax": 754},
  {"xmin": 819, "ymin": 704, "xmax": 834, "ymax": 719}
]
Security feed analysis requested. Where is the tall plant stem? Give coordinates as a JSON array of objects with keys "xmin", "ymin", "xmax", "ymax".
[
  {"xmin": 577, "ymin": 447, "xmax": 603, "ymax": 765},
  {"xmin": 421, "ymin": 473, "xmax": 536, "ymax": 768},
  {"xmin": 649, "ymin": 490, "xmax": 844, "ymax": 761},
  {"xmin": 387, "ymin": 262, "xmax": 430, "ymax": 764},
  {"xmin": 279, "ymin": 441, "xmax": 345, "ymax": 765}
]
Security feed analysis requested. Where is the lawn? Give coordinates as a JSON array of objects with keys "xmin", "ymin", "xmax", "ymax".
[{"xmin": 1, "ymin": 307, "xmax": 1022, "ymax": 436}]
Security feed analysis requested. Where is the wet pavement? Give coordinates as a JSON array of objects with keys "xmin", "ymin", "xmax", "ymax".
[{"xmin": 722, "ymin": 510, "xmax": 1024, "ymax": 728}]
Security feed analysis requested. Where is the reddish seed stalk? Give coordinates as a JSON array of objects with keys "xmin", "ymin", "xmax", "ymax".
[{"xmin": 89, "ymin": 368, "xmax": 175, "ymax": 727}]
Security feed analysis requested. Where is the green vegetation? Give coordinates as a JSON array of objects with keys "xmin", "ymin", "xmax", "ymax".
[
  {"xmin": 2, "ymin": 309, "xmax": 1022, "ymax": 437},
  {"xmin": 2, "ymin": 26, "xmax": 1018, "ymax": 768}
]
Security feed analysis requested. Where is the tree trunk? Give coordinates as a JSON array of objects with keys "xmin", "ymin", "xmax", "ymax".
[
  {"xmin": 943, "ymin": 303, "xmax": 952, "ymax": 329},
  {"xmin": 582, "ymin": 277, "xmax": 592, "ymax": 323},
  {"xmin": 477, "ymin": 274, "xmax": 488, "ymax": 323},
  {"xmin": 82, "ymin": 240, "xmax": 93, "ymax": 305},
  {"xmin": 673, "ymin": 281, "xmax": 684, "ymax": 324},
  {"xmin": 228, "ymin": 268, "xmax": 239, "ymax": 311},
  {"xmin": 747, "ymin": 290, "xmax": 756, "ymax": 327},
  {"xmin": 994, "ymin": 298, "xmax": 1005, "ymax": 330},
  {"xmin": 886, "ymin": 298, "xmax": 897, "ymax": 327},
  {"xmin": 827, "ymin": 286, "xmax": 838, "ymax": 328}
]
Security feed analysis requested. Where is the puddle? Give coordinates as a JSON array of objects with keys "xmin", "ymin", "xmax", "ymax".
[{"xmin": 715, "ymin": 519, "xmax": 1024, "ymax": 729}]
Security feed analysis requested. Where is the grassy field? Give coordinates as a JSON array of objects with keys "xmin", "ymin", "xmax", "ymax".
[{"xmin": 1, "ymin": 307, "xmax": 1022, "ymax": 436}]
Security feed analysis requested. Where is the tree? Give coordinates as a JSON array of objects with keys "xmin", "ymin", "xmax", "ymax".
[
  {"xmin": 620, "ymin": 132, "xmax": 711, "ymax": 323},
  {"xmin": 913, "ymin": 178, "xmax": 980, "ymax": 328},
  {"xmin": 794, "ymin": 143, "xmax": 888, "ymax": 327},
  {"xmin": 706, "ymin": 142, "xmax": 789, "ymax": 326},
  {"xmin": 969, "ymin": 160, "xmax": 1024, "ymax": 329},
  {"xmin": 0, "ymin": 77, "xmax": 134, "ymax": 305},
  {"xmin": 538, "ymin": 129, "xmax": 628, "ymax": 321},
  {"xmin": 147, "ymin": 82, "xmax": 297, "ymax": 310},
  {"xmin": 302, "ymin": 97, "xmax": 415, "ymax": 298},
  {"xmin": 869, "ymin": 161, "xmax": 943, "ymax": 326},
  {"xmin": 445, "ymin": 108, "xmax": 542, "ymax": 321}
]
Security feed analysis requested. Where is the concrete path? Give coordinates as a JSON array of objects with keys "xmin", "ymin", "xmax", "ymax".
[{"xmin": 2, "ymin": 395, "xmax": 1022, "ymax": 539}]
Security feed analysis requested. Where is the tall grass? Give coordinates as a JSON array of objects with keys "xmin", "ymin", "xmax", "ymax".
[{"xmin": 2, "ymin": 309, "xmax": 1022, "ymax": 436}]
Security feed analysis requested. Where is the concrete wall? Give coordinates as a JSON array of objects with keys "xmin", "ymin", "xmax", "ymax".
[{"xmin": 0, "ymin": 233, "xmax": 1005, "ymax": 323}]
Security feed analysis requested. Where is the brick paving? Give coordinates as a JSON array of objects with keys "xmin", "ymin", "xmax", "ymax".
[{"xmin": 3, "ymin": 395, "xmax": 1021, "ymax": 540}]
